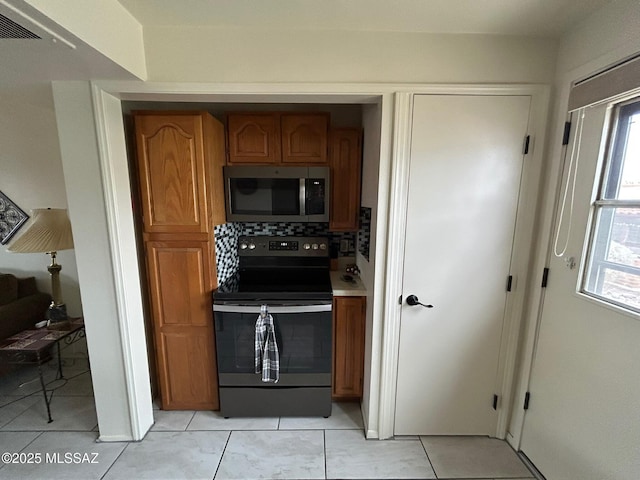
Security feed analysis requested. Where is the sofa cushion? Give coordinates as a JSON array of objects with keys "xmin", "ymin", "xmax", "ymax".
[
  {"xmin": 0, "ymin": 292, "xmax": 52, "ymax": 340},
  {"xmin": 0, "ymin": 274, "xmax": 18, "ymax": 306}
]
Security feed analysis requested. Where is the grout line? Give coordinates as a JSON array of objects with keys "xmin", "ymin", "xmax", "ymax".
[
  {"xmin": 418, "ymin": 435, "xmax": 438, "ymax": 479},
  {"xmin": 323, "ymin": 429, "xmax": 328, "ymax": 480},
  {"xmin": 99, "ymin": 439, "xmax": 130, "ymax": 480},
  {"xmin": 212, "ymin": 430, "xmax": 232, "ymax": 480},
  {"xmin": 183, "ymin": 411, "xmax": 197, "ymax": 431}
]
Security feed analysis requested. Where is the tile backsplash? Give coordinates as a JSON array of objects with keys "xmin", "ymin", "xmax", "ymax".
[
  {"xmin": 213, "ymin": 222, "xmax": 361, "ymax": 285},
  {"xmin": 214, "ymin": 223, "xmax": 242, "ymax": 285},
  {"xmin": 358, "ymin": 207, "xmax": 371, "ymax": 261}
]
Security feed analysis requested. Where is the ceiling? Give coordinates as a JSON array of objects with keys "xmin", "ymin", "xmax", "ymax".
[
  {"xmin": 117, "ymin": 0, "xmax": 613, "ymax": 38},
  {"xmin": 0, "ymin": 0, "xmax": 615, "ymax": 106}
]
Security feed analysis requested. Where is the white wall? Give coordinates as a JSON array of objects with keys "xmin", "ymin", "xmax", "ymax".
[
  {"xmin": 0, "ymin": 89, "xmax": 82, "ymax": 317},
  {"xmin": 92, "ymin": 31, "xmax": 558, "ymax": 441},
  {"xmin": 143, "ymin": 28, "xmax": 558, "ymax": 84},
  {"xmin": 51, "ymin": 81, "xmax": 152, "ymax": 441},
  {"xmin": 513, "ymin": 0, "xmax": 640, "ymax": 478}
]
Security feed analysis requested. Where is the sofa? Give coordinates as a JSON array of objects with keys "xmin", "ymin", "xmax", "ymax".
[{"xmin": 0, "ymin": 273, "xmax": 52, "ymax": 341}]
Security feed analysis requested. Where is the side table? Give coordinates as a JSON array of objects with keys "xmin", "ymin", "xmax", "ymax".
[{"xmin": 0, "ymin": 318, "xmax": 85, "ymax": 423}]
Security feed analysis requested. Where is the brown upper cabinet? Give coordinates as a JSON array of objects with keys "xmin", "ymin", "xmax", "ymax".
[
  {"xmin": 134, "ymin": 112, "xmax": 226, "ymax": 233},
  {"xmin": 280, "ymin": 113, "xmax": 329, "ymax": 164},
  {"xmin": 329, "ymin": 128, "xmax": 362, "ymax": 231},
  {"xmin": 227, "ymin": 113, "xmax": 281, "ymax": 164},
  {"xmin": 227, "ymin": 112, "xmax": 329, "ymax": 165}
]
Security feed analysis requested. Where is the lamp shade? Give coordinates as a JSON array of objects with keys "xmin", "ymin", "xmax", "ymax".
[{"xmin": 7, "ymin": 208, "xmax": 73, "ymax": 253}]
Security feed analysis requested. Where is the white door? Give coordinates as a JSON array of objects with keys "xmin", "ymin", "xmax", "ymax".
[{"xmin": 394, "ymin": 94, "xmax": 531, "ymax": 435}]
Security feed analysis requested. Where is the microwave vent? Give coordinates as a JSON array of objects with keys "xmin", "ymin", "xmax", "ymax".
[{"xmin": 0, "ymin": 13, "xmax": 40, "ymax": 39}]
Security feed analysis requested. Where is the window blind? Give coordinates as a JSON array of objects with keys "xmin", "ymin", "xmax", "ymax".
[{"xmin": 568, "ymin": 54, "xmax": 640, "ymax": 112}]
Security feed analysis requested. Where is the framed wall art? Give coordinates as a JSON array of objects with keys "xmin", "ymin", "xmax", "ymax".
[{"xmin": 0, "ymin": 191, "xmax": 29, "ymax": 245}]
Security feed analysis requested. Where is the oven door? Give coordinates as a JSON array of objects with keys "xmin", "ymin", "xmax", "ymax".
[{"xmin": 213, "ymin": 303, "xmax": 332, "ymax": 387}]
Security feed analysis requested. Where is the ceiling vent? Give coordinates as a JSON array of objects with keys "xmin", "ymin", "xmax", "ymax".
[{"xmin": 0, "ymin": 12, "xmax": 40, "ymax": 39}]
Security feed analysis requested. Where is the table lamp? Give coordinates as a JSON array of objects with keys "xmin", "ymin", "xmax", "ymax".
[{"xmin": 7, "ymin": 208, "xmax": 74, "ymax": 322}]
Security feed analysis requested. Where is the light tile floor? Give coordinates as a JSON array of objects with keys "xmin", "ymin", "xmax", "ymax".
[{"xmin": 0, "ymin": 361, "xmax": 535, "ymax": 480}]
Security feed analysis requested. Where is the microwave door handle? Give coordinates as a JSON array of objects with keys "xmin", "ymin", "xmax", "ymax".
[{"xmin": 300, "ymin": 178, "xmax": 306, "ymax": 216}]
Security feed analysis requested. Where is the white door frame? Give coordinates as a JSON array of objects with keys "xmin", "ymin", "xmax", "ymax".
[
  {"xmin": 87, "ymin": 81, "xmax": 548, "ymax": 441},
  {"xmin": 378, "ymin": 85, "xmax": 550, "ymax": 440}
]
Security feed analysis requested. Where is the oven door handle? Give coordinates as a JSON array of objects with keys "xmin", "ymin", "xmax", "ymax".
[{"xmin": 213, "ymin": 304, "xmax": 332, "ymax": 314}]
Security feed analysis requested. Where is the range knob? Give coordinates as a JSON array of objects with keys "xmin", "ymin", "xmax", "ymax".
[
  {"xmin": 303, "ymin": 243, "xmax": 311, "ymax": 250},
  {"xmin": 319, "ymin": 243, "xmax": 327, "ymax": 250},
  {"xmin": 240, "ymin": 242, "xmax": 248, "ymax": 250},
  {"xmin": 312, "ymin": 243, "xmax": 319, "ymax": 250},
  {"xmin": 248, "ymin": 243, "xmax": 256, "ymax": 250}
]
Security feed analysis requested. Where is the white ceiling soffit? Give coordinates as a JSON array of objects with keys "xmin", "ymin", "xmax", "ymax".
[
  {"xmin": 0, "ymin": 0, "xmax": 141, "ymax": 89},
  {"xmin": 117, "ymin": 0, "xmax": 613, "ymax": 37}
]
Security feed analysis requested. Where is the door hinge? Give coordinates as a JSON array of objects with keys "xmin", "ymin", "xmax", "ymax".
[
  {"xmin": 523, "ymin": 135, "xmax": 530, "ymax": 155},
  {"xmin": 506, "ymin": 275, "xmax": 513, "ymax": 292},
  {"xmin": 541, "ymin": 268, "xmax": 550, "ymax": 288},
  {"xmin": 492, "ymin": 394, "xmax": 499, "ymax": 410},
  {"xmin": 524, "ymin": 391, "xmax": 531, "ymax": 410},
  {"xmin": 562, "ymin": 122, "xmax": 572, "ymax": 145}
]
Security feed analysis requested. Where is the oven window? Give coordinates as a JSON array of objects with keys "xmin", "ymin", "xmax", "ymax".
[
  {"xmin": 230, "ymin": 178, "xmax": 300, "ymax": 215},
  {"xmin": 214, "ymin": 311, "xmax": 332, "ymax": 374}
]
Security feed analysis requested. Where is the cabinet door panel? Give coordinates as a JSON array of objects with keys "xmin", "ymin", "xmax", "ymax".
[
  {"xmin": 281, "ymin": 113, "xmax": 329, "ymax": 164},
  {"xmin": 160, "ymin": 331, "xmax": 218, "ymax": 410},
  {"xmin": 147, "ymin": 242, "xmax": 212, "ymax": 327},
  {"xmin": 145, "ymin": 240, "xmax": 218, "ymax": 410},
  {"xmin": 228, "ymin": 113, "xmax": 280, "ymax": 164},
  {"xmin": 333, "ymin": 296, "xmax": 366, "ymax": 399},
  {"xmin": 135, "ymin": 115, "xmax": 208, "ymax": 233},
  {"xmin": 330, "ymin": 129, "xmax": 362, "ymax": 231}
]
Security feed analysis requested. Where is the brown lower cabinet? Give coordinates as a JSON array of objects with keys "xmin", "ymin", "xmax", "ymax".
[
  {"xmin": 332, "ymin": 296, "xmax": 366, "ymax": 400},
  {"xmin": 144, "ymin": 239, "xmax": 218, "ymax": 410}
]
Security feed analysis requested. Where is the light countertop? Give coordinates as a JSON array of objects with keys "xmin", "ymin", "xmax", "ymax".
[{"xmin": 330, "ymin": 271, "xmax": 367, "ymax": 297}]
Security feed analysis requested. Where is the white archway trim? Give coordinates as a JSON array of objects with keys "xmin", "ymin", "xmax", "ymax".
[
  {"xmin": 91, "ymin": 85, "xmax": 154, "ymax": 440},
  {"xmin": 89, "ymin": 81, "xmax": 548, "ymax": 441}
]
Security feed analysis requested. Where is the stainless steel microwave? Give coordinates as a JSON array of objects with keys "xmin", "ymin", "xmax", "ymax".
[{"xmin": 223, "ymin": 166, "xmax": 330, "ymax": 222}]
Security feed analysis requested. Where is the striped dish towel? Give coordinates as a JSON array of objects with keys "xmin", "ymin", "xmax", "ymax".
[{"xmin": 255, "ymin": 305, "xmax": 279, "ymax": 383}]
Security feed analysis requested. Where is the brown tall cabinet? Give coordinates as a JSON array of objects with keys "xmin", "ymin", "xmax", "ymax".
[
  {"xmin": 329, "ymin": 128, "xmax": 362, "ymax": 231},
  {"xmin": 133, "ymin": 112, "xmax": 225, "ymax": 410}
]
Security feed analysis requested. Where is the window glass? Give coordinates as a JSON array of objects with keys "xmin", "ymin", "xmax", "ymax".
[{"xmin": 583, "ymin": 99, "xmax": 640, "ymax": 313}]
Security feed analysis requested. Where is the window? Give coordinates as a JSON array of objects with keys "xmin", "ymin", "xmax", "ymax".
[{"xmin": 583, "ymin": 98, "xmax": 640, "ymax": 313}]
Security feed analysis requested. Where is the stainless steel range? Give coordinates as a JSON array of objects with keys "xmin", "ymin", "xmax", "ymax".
[{"xmin": 212, "ymin": 236, "xmax": 333, "ymax": 417}]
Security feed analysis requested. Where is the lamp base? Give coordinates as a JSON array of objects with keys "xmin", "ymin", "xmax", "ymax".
[{"xmin": 48, "ymin": 303, "xmax": 68, "ymax": 323}]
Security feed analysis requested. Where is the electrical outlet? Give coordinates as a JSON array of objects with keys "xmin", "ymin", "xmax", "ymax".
[{"xmin": 340, "ymin": 239, "xmax": 349, "ymax": 252}]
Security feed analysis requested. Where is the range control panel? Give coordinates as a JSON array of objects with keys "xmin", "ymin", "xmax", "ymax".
[{"xmin": 238, "ymin": 236, "xmax": 329, "ymax": 257}]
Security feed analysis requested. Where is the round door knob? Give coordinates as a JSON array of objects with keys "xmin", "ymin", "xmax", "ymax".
[{"xmin": 406, "ymin": 295, "xmax": 433, "ymax": 308}]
